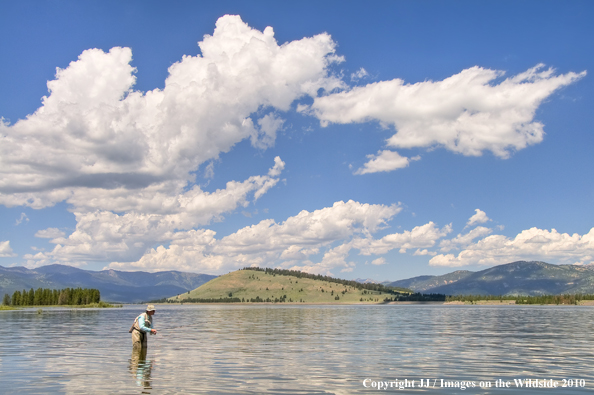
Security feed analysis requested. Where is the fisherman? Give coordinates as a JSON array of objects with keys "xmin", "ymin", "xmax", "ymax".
[{"xmin": 130, "ymin": 304, "xmax": 158, "ymax": 350}]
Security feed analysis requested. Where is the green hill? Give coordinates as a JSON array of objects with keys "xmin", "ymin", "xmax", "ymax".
[{"xmin": 169, "ymin": 268, "xmax": 415, "ymax": 304}]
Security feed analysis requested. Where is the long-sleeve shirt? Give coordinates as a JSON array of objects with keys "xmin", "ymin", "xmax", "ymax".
[{"xmin": 137, "ymin": 314, "xmax": 153, "ymax": 334}]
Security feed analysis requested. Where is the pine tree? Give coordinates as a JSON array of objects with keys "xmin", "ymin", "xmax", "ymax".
[
  {"xmin": 34, "ymin": 288, "xmax": 42, "ymax": 305},
  {"xmin": 28, "ymin": 288, "xmax": 35, "ymax": 305},
  {"xmin": 12, "ymin": 290, "xmax": 21, "ymax": 306}
]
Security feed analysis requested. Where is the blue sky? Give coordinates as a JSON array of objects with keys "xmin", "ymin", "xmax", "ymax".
[{"xmin": 0, "ymin": 1, "xmax": 592, "ymax": 281}]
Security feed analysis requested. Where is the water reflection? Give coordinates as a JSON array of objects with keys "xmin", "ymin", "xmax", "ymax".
[{"xmin": 129, "ymin": 347, "xmax": 153, "ymax": 392}]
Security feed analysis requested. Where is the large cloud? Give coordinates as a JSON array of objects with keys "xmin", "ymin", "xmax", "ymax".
[
  {"xmin": 439, "ymin": 226, "xmax": 493, "ymax": 252},
  {"xmin": 0, "ymin": 15, "xmax": 343, "ymax": 210},
  {"xmin": 23, "ymin": 159, "xmax": 285, "ymax": 266},
  {"xmin": 353, "ymin": 222, "xmax": 452, "ymax": 255},
  {"xmin": 103, "ymin": 200, "xmax": 461, "ymax": 275},
  {"xmin": 106, "ymin": 200, "xmax": 402, "ymax": 273},
  {"xmin": 430, "ymin": 227, "xmax": 594, "ymax": 267},
  {"xmin": 306, "ymin": 64, "xmax": 586, "ymax": 172},
  {"xmin": 3, "ymin": 15, "xmax": 347, "ymax": 270}
]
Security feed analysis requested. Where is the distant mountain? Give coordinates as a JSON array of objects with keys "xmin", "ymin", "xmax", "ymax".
[
  {"xmin": 582, "ymin": 263, "xmax": 594, "ymax": 271},
  {"xmin": 388, "ymin": 271, "xmax": 473, "ymax": 292},
  {"xmin": 0, "ymin": 264, "xmax": 217, "ymax": 303},
  {"xmin": 354, "ymin": 278, "xmax": 380, "ymax": 284},
  {"xmin": 5, "ymin": 261, "xmax": 591, "ymax": 303},
  {"xmin": 387, "ymin": 261, "xmax": 594, "ymax": 296}
]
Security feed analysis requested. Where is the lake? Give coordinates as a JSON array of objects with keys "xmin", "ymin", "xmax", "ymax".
[{"xmin": 0, "ymin": 304, "xmax": 593, "ymax": 394}]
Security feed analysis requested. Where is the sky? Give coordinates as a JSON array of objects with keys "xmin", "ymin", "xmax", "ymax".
[{"xmin": 0, "ymin": 1, "xmax": 593, "ymax": 281}]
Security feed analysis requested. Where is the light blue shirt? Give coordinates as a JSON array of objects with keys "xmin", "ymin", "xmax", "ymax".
[{"xmin": 137, "ymin": 313, "xmax": 153, "ymax": 334}]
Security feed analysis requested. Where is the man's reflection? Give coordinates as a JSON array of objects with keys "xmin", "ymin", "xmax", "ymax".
[{"xmin": 129, "ymin": 346, "xmax": 153, "ymax": 391}]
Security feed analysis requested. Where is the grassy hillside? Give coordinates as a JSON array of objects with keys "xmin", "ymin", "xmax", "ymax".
[{"xmin": 169, "ymin": 269, "xmax": 411, "ymax": 304}]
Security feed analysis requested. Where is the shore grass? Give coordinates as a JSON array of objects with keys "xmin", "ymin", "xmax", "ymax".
[
  {"xmin": 170, "ymin": 269, "xmax": 393, "ymax": 304},
  {"xmin": 444, "ymin": 300, "xmax": 516, "ymax": 305}
]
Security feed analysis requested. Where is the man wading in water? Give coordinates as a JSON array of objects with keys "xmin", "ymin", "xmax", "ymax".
[{"xmin": 130, "ymin": 304, "xmax": 158, "ymax": 351}]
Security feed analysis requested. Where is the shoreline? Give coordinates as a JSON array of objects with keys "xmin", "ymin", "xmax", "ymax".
[
  {"xmin": 153, "ymin": 301, "xmax": 594, "ymax": 306},
  {"xmin": 444, "ymin": 300, "xmax": 594, "ymax": 306},
  {"xmin": 0, "ymin": 302, "xmax": 123, "ymax": 311}
]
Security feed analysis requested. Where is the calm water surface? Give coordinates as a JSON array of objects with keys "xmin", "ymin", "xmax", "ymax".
[{"xmin": 1, "ymin": 304, "xmax": 593, "ymax": 394}]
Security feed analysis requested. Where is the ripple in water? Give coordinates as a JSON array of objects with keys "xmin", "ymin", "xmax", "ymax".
[{"xmin": 1, "ymin": 304, "xmax": 593, "ymax": 394}]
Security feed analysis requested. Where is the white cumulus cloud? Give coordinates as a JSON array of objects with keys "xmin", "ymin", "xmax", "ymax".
[
  {"xmin": 466, "ymin": 209, "xmax": 491, "ymax": 228},
  {"xmin": 2, "ymin": 15, "xmax": 348, "ymax": 269},
  {"xmin": 440, "ymin": 226, "xmax": 493, "ymax": 252},
  {"xmin": 306, "ymin": 64, "xmax": 585, "ymax": 170},
  {"xmin": 35, "ymin": 228, "xmax": 66, "ymax": 239},
  {"xmin": 371, "ymin": 257, "xmax": 386, "ymax": 265},
  {"xmin": 430, "ymin": 227, "xmax": 594, "ymax": 267},
  {"xmin": 0, "ymin": 241, "xmax": 17, "ymax": 258},
  {"xmin": 353, "ymin": 222, "xmax": 452, "ymax": 255},
  {"xmin": 24, "ymin": 160, "xmax": 285, "ymax": 265},
  {"xmin": 354, "ymin": 150, "xmax": 420, "ymax": 175},
  {"xmin": 106, "ymin": 200, "xmax": 401, "ymax": 273},
  {"xmin": 0, "ymin": 15, "xmax": 344, "ymax": 210}
]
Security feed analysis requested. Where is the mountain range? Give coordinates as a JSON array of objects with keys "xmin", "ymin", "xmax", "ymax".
[
  {"xmin": 3, "ymin": 261, "xmax": 594, "ymax": 304},
  {"xmin": 386, "ymin": 261, "xmax": 594, "ymax": 296},
  {"xmin": 0, "ymin": 264, "xmax": 216, "ymax": 303}
]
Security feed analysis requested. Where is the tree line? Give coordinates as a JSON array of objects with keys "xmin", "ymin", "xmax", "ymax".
[
  {"xmin": 242, "ymin": 267, "xmax": 411, "ymax": 295},
  {"xmin": 445, "ymin": 294, "xmax": 594, "ymax": 304},
  {"xmin": 516, "ymin": 294, "xmax": 594, "ymax": 305},
  {"xmin": 2, "ymin": 287, "xmax": 101, "ymax": 306},
  {"xmin": 382, "ymin": 293, "xmax": 446, "ymax": 302},
  {"xmin": 446, "ymin": 294, "xmax": 517, "ymax": 302}
]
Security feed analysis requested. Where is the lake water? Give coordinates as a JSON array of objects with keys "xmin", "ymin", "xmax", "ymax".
[{"xmin": 1, "ymin": 304, "xmax": 593, "ymax": 394}]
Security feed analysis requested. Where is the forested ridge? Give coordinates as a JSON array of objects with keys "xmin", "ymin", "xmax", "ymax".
[{"xmin": 3, "ymin": 287, "xmax": 101, "ymax": 306}]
